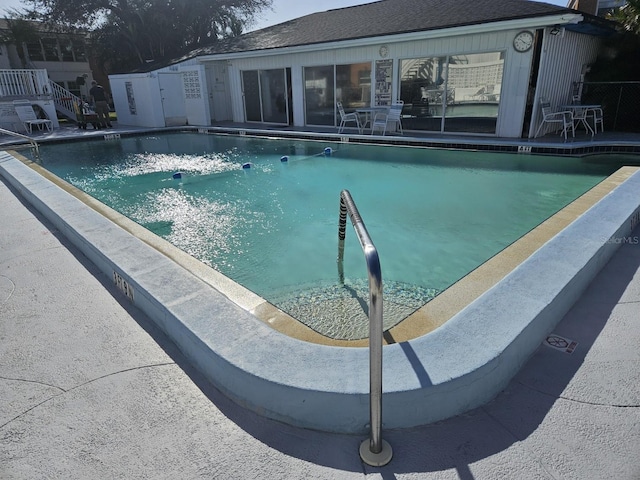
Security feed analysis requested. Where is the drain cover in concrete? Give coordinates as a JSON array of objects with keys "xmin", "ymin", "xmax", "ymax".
[{"xmin": 544, "ymin": 334, "xmax": 578, "ymax": 354}]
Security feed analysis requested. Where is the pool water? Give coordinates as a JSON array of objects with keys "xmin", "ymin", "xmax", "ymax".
[{"xmin": 37, "ymin": 133, "xmax": 619, "ymax": 339}]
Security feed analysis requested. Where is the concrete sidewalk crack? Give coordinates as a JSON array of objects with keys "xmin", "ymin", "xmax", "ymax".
[
  {"xmin": 66, "ymin": 361, "xmax": 177, "ymax": 393},
  {"xmin": 0, "ymin": 375, "xmax": 66, "ymax": 393},
  {"xmin": 0, "ymin": 362, "xmax": 176, "ymax": 431},
  {"xmin": 517, "ymin": 380, "xmax": 640, "ymax": 408}
]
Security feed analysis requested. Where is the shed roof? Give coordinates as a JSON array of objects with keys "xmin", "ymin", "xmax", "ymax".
[{"xmin": 131, "ymin": 0, "xmax": 596, "ymax": 72}]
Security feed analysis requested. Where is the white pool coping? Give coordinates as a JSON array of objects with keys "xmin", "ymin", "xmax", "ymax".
[{"xmin": 2, "ymin": 150, "xmax": 639, "ymax": 434}]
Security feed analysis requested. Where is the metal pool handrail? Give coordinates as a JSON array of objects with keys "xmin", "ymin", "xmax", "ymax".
[
  {"xmin": 0, "ymin": 127, "xmax": 40, "ymax": 161},
  {"xmin": 337, "ymin": 189, "xmax": 393, "ymax": 467}
]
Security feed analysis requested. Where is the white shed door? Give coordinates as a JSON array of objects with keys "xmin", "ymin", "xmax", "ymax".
[{"xmin": 158, "ymin": 72, "xmax": 187, "ymax": 126}]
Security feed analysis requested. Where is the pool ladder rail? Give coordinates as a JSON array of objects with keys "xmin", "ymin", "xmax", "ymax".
[
  {"xmin": 337, "ymin": 189, "xmax": 393, "ymax": 467},
  {"xmin": 0, "ymin": 127, "xmax": 41, "ymax": 162}
]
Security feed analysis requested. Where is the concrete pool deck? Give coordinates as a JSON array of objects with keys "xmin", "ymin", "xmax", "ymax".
[
  {"xmin": 0, "ymin": 125, "xmax": 640, "ymax": 478},
  {"xmin": 1, "ymin": 169, "xmax": 639, "ymax": 478}
]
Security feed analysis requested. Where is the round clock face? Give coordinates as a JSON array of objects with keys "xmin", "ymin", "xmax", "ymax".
[
  {"xmin": 513, "ymin": 31, "xmax": 534, "ymax": 52},
  {"xmin": 379, "ymin": 45, "xmax": 389, "ymax": 58}
]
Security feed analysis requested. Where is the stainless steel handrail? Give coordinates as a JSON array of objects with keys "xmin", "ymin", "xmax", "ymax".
[
  {"xmin": 0, "ymin": 127, "xmax": 40, "ymax": 161},
  {"xmin": 337, "ymin": 189, "xmax": 393, "ymax": 467}
]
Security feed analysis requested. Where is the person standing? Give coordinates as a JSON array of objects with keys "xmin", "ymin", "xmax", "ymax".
[{"xmin": 89, "ymin": 80, "xmax": 112, "ymax": 128}]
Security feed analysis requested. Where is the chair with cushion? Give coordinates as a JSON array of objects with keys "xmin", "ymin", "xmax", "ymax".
[
  {"xmin": 337, "ymin": 101, "xmax": 362, "ymax": 134},
  {"xmin": 13, "ymin": 100, "xmax": 53, "ymax": 134},
  {"xmin": 534, "ymin": 98, "xmax": 574, "ymax": 140},
  {"xmin": 371, "ymin": 101, "xmax": 404, "ymax": 136}
]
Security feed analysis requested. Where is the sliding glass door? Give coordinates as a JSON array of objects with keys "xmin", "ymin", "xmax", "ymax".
[
  {"xmin": 242, "ymin": 68, "xmax": 290, "ymax": 124},
  {"xmin": 304, "ymin": 62, "xmax": 372, "ymax": 127},
  {"xmin": 399, "ymin": 52, "xmax": 504, "ymax": 134}
]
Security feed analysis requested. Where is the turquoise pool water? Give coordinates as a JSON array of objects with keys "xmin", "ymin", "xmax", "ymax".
[{"xmin": 37, "ymin": 133, "xmax": 620, "ymax": 338}]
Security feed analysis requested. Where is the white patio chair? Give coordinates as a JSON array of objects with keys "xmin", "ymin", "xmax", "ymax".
[
  {"xmin": 371, "ymin": 101, "xmax": 404, "ymax": 136},
  {"xmin": 588, "ymin": 107, "xmax": 604, "ymax": 134},
  {"xmin": 337, "ymin": 101, "xmax": 362, "ymax": 133},
  {"xmin": 534, "ymin": 99, "xmax": 574, "ymax": 140},
  {"xmin": 13, "ymin": 100, "xmax": 53, "ymax": 134}
]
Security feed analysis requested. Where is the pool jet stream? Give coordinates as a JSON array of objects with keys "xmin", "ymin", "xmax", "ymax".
[{"xmin": 337, "ymin": 189, "xmax": 393, "ymax": 467}]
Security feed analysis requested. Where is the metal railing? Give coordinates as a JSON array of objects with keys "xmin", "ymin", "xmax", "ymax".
[
  {"xmin": 0, "ymin": 127, "xmax": 40, "ymax": 161},
  {"xmin": 574, "ymin": 81, "xmax": 640, "ymax": 133},
  {"xmin": 336, "ymin": 189, "xmax": 392, "ymax": 467}
]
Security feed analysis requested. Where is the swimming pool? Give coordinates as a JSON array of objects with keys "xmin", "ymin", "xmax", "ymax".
[
  {"xmin": 34, "ymin": 132, "xmax": 623, "ymax": 340},
  {"xmin": 4, "ymin": 137, "xmax": 639, "ymax": 433}
]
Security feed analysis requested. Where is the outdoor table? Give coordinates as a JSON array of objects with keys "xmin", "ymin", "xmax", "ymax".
[
  {"xmin": 356, "ymin": 107, "xmax": 389, "ymax": 131},
  {"xmin": 558, "ymin": 104, "xmax": 602, "ymax": 136}
]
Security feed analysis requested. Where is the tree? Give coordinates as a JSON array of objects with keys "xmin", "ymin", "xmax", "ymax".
[
  {"xmin": 586, "ymin": 0, "xmax": 640, "ymax": 81},
  {"xmin": 17, "ymin": 0, "xmax": 273, "ymax": 71},
  {"xmin": 0, "ymin": 17, "xmax": 41, "ymax": 68},
  {"xmin": 608, "ymin": 0, "xmax": 640, "ymax": 35}
]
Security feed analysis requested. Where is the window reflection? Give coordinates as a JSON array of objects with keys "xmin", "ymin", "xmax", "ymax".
[
  {"xmin": 399, "ymin": 52, "xmax": 504, "ymax": 134},
  {"xmin": 242, "ymin": 69, "xmax": 289, "ymax": 124},
  {"xmin": 304, "ymin": 63, "xmax": 371, "ymax": 126},
  {"xmin": 399, "ymin": 56, "xmax": 447, "ymax": 131},
  {"xmin": 304, "ymin": 65, "xmax": 335, "ymax": 126},
  {"xmin": 445, "ymin": 52, "xmax": 504, "ymax": 133}
]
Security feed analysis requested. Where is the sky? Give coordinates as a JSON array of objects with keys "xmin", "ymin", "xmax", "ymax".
[{"xmin": 2, "ymin": 0, "xmax": 571, "ymax": 32}]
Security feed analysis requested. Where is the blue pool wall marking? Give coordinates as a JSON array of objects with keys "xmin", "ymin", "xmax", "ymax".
[{"xmin": 2, "ymin": 151, "xmax": 639, "ymax": 433}]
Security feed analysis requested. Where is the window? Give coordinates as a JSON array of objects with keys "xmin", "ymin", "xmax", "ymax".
[
  {"xmin": 60, "ymin": 40, "xmax": 74, "ymax": 62},
  {"xmin": 71, "ymin": 39, "xmax": 87, "ymax": 62},
  {"xmin": 399, "ymin": 52, "xmax": 505, "ymax": 134},
  {"xmin": 304, "ymin": 62, "xmax": 372, "ymax": 127},
  {"xmin": 26, "ymin": 41, "xmax": 44, "ymax": 61},
  {"xmin": 304, "ymin": 65, "xmax": 335, "ymax": 126},
  {"xmin": 242, "ymin": 68, "xmax": 290, "ymax": 124},
  {"xmin": 42, "ymin": 38, "xmax": 59, "ymax": 61}
]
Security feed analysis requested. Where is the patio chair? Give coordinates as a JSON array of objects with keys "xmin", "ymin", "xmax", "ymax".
[
  {"xmin": 534, "ymin": 99, "xmax": 574, "ymax": 140},
  {"xmin": 571, "ymin": 105, "xmax": 594, "ymax": 136},
  {"xmin": 371, "ymin": 101, "xmax": 404, "ymax": 136},
  {"xmin": 13, "ymin": 100, "xmax": 53, "ymax": 134},
  {"xmin": 588, "ymin": 107, "xmax": 604, "ymax": 134},
  {"xmin": 337, "ymin": 101, "xmax": 362, "ymax": 133}
]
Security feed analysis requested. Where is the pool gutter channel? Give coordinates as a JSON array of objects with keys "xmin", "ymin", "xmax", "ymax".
[{"xmin": 2, "ymin": 149, "xmax": 640, "ymax": 434}]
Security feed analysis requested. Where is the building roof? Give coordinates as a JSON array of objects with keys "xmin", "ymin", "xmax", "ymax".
[{"xmin": 131, "ymin": 0, "xmax": 597, "ymax": 72}]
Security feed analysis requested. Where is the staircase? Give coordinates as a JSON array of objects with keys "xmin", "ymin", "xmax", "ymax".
[
  {"xmin": 0, "ymin": 68, "xmax": 92, "ymax": 124},
  {"xmin": 48, "ymin": 80, "xmax": 86, "ymax": 121}
]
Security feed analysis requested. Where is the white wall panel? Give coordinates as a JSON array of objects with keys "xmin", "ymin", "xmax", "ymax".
[
  {"xmin": 214, "ymin": 28, "xmax": 537, "ymax": 135},
  {"xmin": 530, "ymin": 28, "xmax": 601, "ymax": 137}
]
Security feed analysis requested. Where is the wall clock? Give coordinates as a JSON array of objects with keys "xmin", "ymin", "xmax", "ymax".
[
  {"xmin": 379, "ymin": 45, "xmax": 389, "ymax": 58},
  {"xmin": 513, "ymin": 31, "xmax": 534, "ymax": 53}
]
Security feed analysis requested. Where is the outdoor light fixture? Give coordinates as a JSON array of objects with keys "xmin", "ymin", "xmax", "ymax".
[{"xmin": 550, "ymin": 26, "xmax": 562, "ymax": 36}]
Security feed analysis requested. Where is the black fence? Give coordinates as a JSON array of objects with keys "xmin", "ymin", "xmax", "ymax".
[{"xmin": 576, "ymin": 81, "xmax": 640, "ymax": 133}]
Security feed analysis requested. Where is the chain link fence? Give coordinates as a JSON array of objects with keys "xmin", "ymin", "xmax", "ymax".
[{"xmin": 575, "ymin": 81, "xmax": 640, "ymax": 133}]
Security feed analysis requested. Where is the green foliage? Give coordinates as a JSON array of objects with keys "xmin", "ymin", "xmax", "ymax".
[
  {"xmin": 15, "ymin": 0, "xmax": 273, "ymax": 72},
  {"xmin": 588, "ymin": 1, "xmax": 640, "ymax": 81},
  {"xmin": 607, "ymin": 0, "xmax": 640, "ymax": 35},
  {"xmin": 0, "ymin": 18, "xmax": 41, "ymax": 67}
]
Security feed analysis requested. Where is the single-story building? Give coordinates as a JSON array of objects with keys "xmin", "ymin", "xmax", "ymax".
[{"xmin": 108, "ymin": 0, "xmax": 615, "ymax": 138}]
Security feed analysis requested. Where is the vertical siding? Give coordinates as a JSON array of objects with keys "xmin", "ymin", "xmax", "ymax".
[
  {"xmin": 192, "ymin": 27, "xmax": 600, "ymax": 138},
  {"xmin": 529, "ymin": 28, "xmax": 601, "ymax": 136}
]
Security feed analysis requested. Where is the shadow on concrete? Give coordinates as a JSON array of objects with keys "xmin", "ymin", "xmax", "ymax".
[{"xmin": 4, "ymin": 173, "xmax": 638, "ymax": 475}]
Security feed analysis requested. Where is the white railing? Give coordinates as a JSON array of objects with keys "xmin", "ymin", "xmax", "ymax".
[
  {"xmin": 49, "ymin": 80, "xmax": 81, "ymax": 120},
  {"xmin": 0, "ymin": 69, "xmax": 50, "ymax": 98}
]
